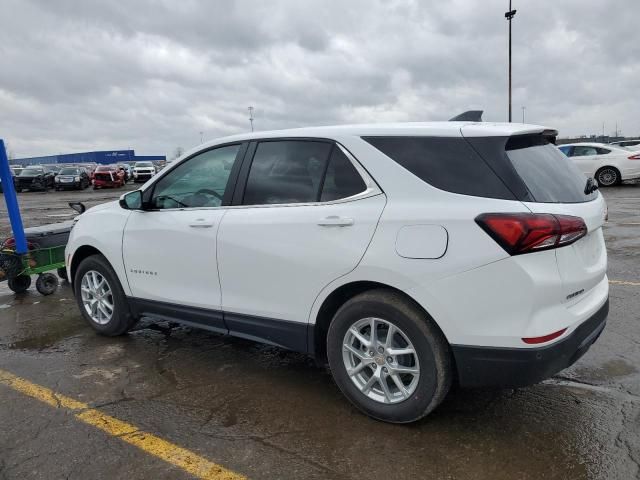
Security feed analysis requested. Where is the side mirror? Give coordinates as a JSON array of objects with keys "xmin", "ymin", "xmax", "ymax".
[
  {"xmin": 68, "ymin": 202, "xmax": 86, "ymax": 214},
  {"xmin": 119, "ymin": 190, "xmax": 143, "ymax": 210}
]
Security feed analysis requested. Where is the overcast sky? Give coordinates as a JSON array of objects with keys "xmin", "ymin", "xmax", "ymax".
[{"xmin": 0, "ymin": 0, "xmax": 638, "ymax": 159}]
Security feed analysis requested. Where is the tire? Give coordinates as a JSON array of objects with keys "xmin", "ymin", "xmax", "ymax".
[
  {"xmin": 596, "ymin": 167, "xmax": 621, "ymax": 187},
  {"xmin": 57, "ymin": 267, "xmax": 68, "ymax": 281},
  {"xmin": 327, "ymin": 289, "xmax": 453, "ymax": 423},
  {"xmin": 36, "ymin": 273, "xmax": 59, "ymax": 295},
  {"xmin": 73, "ymin": 254, "xmax": 138, "ymax": 336},
  {"xmin": 8, "ymin": 275, "xmax": 31, "ymax": 294}
]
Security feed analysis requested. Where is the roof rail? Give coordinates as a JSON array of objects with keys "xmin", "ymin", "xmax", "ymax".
[{"xmin": 449, "ymin": 110, "xmax": 483, "ymax": 122}]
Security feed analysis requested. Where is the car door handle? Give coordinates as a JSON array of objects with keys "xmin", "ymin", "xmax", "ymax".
[
  {"xmin": 317, "ymin": 216, "xmax": 354, "ymax": 227},
  {"xmin": 189, "ymin": 219, "xmax": 215, "ymax": 228}
]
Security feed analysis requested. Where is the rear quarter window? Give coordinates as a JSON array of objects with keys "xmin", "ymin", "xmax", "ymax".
[{"xmin": 362, "ymin": 136, "xmax": 516, "ymax": 200}]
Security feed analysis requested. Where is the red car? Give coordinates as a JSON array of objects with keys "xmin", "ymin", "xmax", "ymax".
[{"xmin": 93, "ymin": 165, "xmax": 125, "ymax": 189}]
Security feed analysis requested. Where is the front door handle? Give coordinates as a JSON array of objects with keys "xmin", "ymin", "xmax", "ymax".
[
  {"xmin": 317, "ymin": 216, "xmax": 354, "ymax": 227},
  {"xmin": 189, "ymin": 219, "xmax": 215, "ymax": 228}
]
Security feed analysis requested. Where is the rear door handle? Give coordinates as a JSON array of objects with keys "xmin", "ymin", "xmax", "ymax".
[
  {"xmin": 189, "ymin": 219, "xmax": 215, "ymax": 228},
  {"xmin": 317, "ymin": 216, "xmax": 354, "ymax": 227}
]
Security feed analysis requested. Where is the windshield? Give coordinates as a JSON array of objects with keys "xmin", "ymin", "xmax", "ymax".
[
  {"xmin": 135, "ymin": 162, "xmax": 153, "ymax": 167},
  {"xmin": 20, "ymin": 169, "xmax": 43, "ymax": 176},
  {"xmin": 59, "ymin": 168, "xmax": 80, "ymax": 175},
  {"xmin": 95, "ymin": 166, "xmax": 113, "ymax": 172}
]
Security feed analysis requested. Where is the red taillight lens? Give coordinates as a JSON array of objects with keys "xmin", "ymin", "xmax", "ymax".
[
  {"xmin": 522, "ymin": 328, "xmax": 567, "ymax": 344},
  {"xmin": 628, "ymin": 154, "xmax": 640, "ymax": 160},
  {"xmin": 475, "ymin": 213, "xmax": 587, "ymax": 255}
]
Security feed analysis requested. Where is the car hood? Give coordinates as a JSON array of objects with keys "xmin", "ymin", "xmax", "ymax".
[{"xmin": 86, "ymin": 200, "xmax": 119, "ymax": 214}]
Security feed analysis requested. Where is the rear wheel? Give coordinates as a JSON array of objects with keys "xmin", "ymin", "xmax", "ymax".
[
  {"xmin": 327, "ymin": 289, "xmax": 452, "ymax": 423},
  {"xmin": 596, "ymin": 167, "xmax": 621, "ymax": 187},
  {"xmin": 74, "ymin": 254, "xmax": 138, "ymax": 336}
]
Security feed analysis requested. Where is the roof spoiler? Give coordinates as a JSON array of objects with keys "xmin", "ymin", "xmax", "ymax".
[{"xmin": 449, "ymin": 110, "xmax": 483, "ymax": 122}]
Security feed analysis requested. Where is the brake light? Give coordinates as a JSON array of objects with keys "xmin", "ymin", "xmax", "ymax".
[
  {"xmin": 628, "ymin": 154, "xmax": 640, "ymax": 160},
  {"xmin": 475, "ymin": 213, "xmax": 587, "ymax": 255}
]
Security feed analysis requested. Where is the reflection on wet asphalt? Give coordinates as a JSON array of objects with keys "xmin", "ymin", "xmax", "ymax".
[{"xmin": 0, "ymin": 185, "xmax": 639, "ymax": 479}]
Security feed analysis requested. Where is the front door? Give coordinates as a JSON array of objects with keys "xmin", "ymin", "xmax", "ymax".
[
  {"xmin": 122, "ymin": 143, "xmax": 243, "ymax": 328},
  {"xmin": 218, "ymin": 140, "xmax": 386, "ymax": 351}
]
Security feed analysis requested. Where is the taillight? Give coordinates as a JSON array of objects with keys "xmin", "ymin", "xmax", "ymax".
[
  {"xmin": 628, "ymin": 154, "xmax": 640, "ymax": 160},
  {"xmin": 475, "ymin": 213, "xmax": 587, "ymax": 255}
]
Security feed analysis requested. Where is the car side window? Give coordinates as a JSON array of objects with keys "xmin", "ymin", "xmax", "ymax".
[
  {"xmin": 596, "ymin": 148, "xmax": 611, "ymax": 155},
  {"xmin": 150, "ymin": 144, "xmax": 240, "ymax": 209},
  {"xmin": 558, "ymin": 146, "xmax": 571, "ymax": 156},
  {"xmin": 320, "ymin": 147, "xmax": 367, "ymax": 201},
  {"xmin": 572, "ymin": 146, "xmax": 598, "ymax": 157},
  {"xmin": 242, "ymin": 140, "xmax": 332, "ymax": 205}
]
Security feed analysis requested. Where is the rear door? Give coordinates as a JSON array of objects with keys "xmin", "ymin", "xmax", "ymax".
[{"xmin": 217, "ymin": 139, "xmax": 385, "ymax": 351}]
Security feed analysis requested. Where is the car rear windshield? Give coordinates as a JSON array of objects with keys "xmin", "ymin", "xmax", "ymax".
[
  {"xmin": 503, "ymin": 135, "xmax": 597, "ymax": 203},
  {"xmin": 364, "ymin": 134, "xmax": 596, "ymax": 203}
]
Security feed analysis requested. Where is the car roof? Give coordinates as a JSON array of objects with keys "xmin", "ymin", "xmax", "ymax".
[
  {"xmin": 560, "ymin": 142, "xmax": 609, "ymax": 148},
  {"xmin": 197, "ymin": 122, "xmax": 553, "ymax": 147}
]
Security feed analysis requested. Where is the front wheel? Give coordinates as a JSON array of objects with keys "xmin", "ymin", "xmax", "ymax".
[
  {"xmin": 74, "ymin": 254, "xmax": 138, "ymax": 336},
  {"xmin": 327, "ymin": 289, "xmax": 453, "ymax": 423},
  {"xmin": 596, "ymin": 167, "xmax": 621, "ymax": 187}
]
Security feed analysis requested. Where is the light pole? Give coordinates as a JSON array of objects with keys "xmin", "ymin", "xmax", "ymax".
[
  {"xmin": 521, "ymin": 106, "xmax": 526, "ymax": 123},
  {"xmin": 248, "ymin": 106, "xmax": 254, "ymax": 132},
  {"xmin": 505, "ymin": 1, "xmax": 517, "ymax": 122},
  {"xmin": 199, "ymin": 131, "xmax": 204, "ymax": 144}
]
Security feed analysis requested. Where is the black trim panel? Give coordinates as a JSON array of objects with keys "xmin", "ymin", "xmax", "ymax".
[
  {"xmin": 451, "ymin": 299, "xmax": 609, "ymax": 388},
  {"xmin": 224, "ymin": 311, "xmax": 308, "ymax": 353},
  {"xmin": 128, "ymin": 297, "xmax": 227, "ymax": 334},
  {"xmin": 127, "ymin": 297, "xmax": 308, "ymax": 353}
]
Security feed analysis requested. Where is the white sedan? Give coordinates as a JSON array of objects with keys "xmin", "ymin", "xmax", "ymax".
[{"xmin": 558, "ymin": 142, "xmax": 640, "ymax": 186}]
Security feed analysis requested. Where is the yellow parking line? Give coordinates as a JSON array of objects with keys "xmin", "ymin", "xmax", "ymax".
[
  {"xmin": 609, "ymin": 280, "xmax": 640, "ymax": 287},
  {"xmin": 0, "ymin": 369, "xmax": 245, "ymax": 480}
]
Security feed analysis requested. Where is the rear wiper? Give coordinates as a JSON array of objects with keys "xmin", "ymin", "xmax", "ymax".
[{"xmin": 584, "ymin": 177, "xmax": 599, "ymax": 195}]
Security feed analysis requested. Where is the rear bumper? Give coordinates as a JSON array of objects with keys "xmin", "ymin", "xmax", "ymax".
[{"xmin": 451, "ymin": 298, "xmax": 609, "ymax": 388}]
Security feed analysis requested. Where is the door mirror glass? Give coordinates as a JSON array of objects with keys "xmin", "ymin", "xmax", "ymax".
[{"xmin": 120, "ymin": 190, "xmax": 143, "ymax": 210}]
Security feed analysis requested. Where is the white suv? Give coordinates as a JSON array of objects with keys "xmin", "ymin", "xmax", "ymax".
[
  {"xmin": 66, "ymin": 122, "xmax": 609, "ymax": 423},
  {"xmin": 132, "ymin": 161, "xmax": 156, "ymax": 183}
]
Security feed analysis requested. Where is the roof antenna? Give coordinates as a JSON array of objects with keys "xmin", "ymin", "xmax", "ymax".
[{"xmin": 449, "ymin": 110, "xmax": 483, "ymax": 122}]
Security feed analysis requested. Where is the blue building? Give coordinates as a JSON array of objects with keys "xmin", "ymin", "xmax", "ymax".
[{"xmin": 12, "ymin": 150, "xmax": 166, "ymax": 166}]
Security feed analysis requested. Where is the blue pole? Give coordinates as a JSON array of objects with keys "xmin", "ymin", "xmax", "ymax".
[{"xmin": 0, "ymin": 139, "xmax": 27, "ymax": 254}]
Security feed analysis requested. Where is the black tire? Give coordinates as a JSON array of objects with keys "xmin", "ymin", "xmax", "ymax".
[
  {"xmin": 57, "ymin": 267, "xmax": 68, "ymax": 281},
  {"xmin": 36, "ymin": 273, "xmax": 59, "ymax": 295},
  {"xmin": 327, "ymin": 289, "xmax": 453, "ymax": 423},
  {"xmin": 73, "ymin": 254, "xmax": 138, "ymax": 336},
  {"xmin": 8, "ymin": 275, "xmax": 31, "ymax": 294},
  {"xmin": 596, "ymin": 167, "xmax": 621, "ymax": 187}
]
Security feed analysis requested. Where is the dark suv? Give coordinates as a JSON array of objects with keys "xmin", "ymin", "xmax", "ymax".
[{"xmin": 55, "ymin": 167, "xmax": 90, "ymax": 190}]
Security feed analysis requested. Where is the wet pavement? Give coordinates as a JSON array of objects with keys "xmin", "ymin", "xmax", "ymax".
[{"xmin": 1, "ymin": 185, "xmax": 639, "ymax": 479}]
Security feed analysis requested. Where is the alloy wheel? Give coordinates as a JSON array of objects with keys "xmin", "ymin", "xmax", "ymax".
[
  {"xmin": 80, "ymin": 270, "xmax": 114, "ymax": 325},
  {"xmin": 342, "ymin": 317, "xmax": 420, "ymax": 404}
]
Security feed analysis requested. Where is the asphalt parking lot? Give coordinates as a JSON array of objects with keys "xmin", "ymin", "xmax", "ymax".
[{"xmin": 0, "ymin": 185, "xmax": 639, "ymax": 479}]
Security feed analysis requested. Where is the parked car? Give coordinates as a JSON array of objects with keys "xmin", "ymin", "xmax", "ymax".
[
  {"xmin": 609, "ymin": 139, "xmax": 640, "ymax": 149},
  {"xmin": 66, "ymin": 122, "xmax": 609, "ymax": 423},
  {"xmin": 118, "ymin": 164, "xmax": 133, "ymax": 182},
  {"xmin": 557, "ymin": 142, "xmax": 640, "ymax": 186},
  {"xmin": 54, "ymin": 167, "xmax": 90, "ymax": 190},
  {"xmin": 0, "ymin": 168, "xmax": 16, "ymax": 193},
  {"xmin": 15, "ymin": 166, "xmax": 55, "ymax": 191},
  {"xmin": 92, "ymin": 165, "xmax": 125, "ymax": 189},
  {"xmin": 132, "ymin": 161, "xmax": 156, "ymax": 183}
]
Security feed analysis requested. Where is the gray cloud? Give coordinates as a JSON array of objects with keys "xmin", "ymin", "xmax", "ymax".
[{"xmin": 0, "ymin": 0, "xmax": 638, "ymax": 158}]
